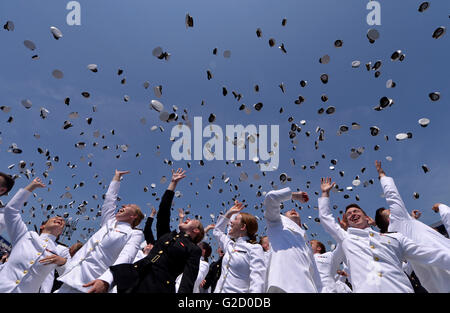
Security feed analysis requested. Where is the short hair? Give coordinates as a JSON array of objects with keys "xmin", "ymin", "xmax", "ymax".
[
  {"xmin": 345, "ymin": 203, "xmax": 368, "ymax": 216},
  {"xmin": 375, "ymin": 208, "xmax": 389, "ymax": 233},
  {"xmin": 311, "ymin": 240, "xmax": 326, "ymax": 254},
  {"xmin": 191, "ymin": 220, "xmax": 205, "ymax": 244},
  {"xmin": 198, "ymin": 241, "xmax": 212, "ymax": 261},
  {"xmin": 130, "ymin": 205, "xmax": 144, "ymax": 228},
  {"xmin": 0, "ymin": 172, "xmax": 15, "ymax": 195},
  {"xmin": 259, "ymin": 235, "xmax": 268, "ymax": 245}
]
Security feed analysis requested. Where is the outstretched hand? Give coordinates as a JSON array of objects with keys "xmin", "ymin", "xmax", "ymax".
[
  {"xmin": 25, "ymin": 177, "xmax": 46, "ymax": 192},
  {"xmin": 205, "ymin": 224, "xmax": 215, "ymax": 233},
  {"xmin": 150, "ymin": 207, "xmax": 157, "ymax": 218},
  {"xmin": 432, "ymin": 203, "xmax": 441, "ymax": 213},
  {"xmin": 83, "ymin": 279, "xmax": 109, "ymax": 293},
  {"xmin": 171, "ymin": 168, "xmax": 187, "ymax": 183},
  {"xmin": 411, "ymin": 209, "xmax": 421, "ymax": 220},
  {"xmin": 113, "ymin": 170, "xmax": 130, "ymax": 181},
  {"xmin": 178, "ymin": 208, "xmax": 185, "ymax": 222},
  {"xmin": 292, "ymin": 191, "xmax": 309, "ymax": 203},
  {"xmin": 225, "ymin": 201, "xmax": 244, "ymax": 219},
  {"xmin": 375, "ymin": 160, "xmax": 386, "ymax": 178},
  {"xmin": 320, "ymin": 177, "xmax": 335, "ymax": 197}
]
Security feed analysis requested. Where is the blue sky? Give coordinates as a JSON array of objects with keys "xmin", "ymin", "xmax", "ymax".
[{"xmin": 0, "ymin": 0, "xmax": 449, "ymax": 258}]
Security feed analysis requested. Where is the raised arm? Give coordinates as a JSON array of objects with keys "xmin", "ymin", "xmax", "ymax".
[
  {"xmin": 432, "ymin": 203, "xmax": 450, "ymax": 234},
  {"xmin": 156, "ymin": 168, "xmax": 186, "ymax": 239},
  {"xmin": 376, "ymin": 161, "xmax": 411, "ymax": 222},
  {"xmin": 5, "ymin": 178, "xmax": 44, "ymax": 245},
  {"xmin": 212, "ymin": 201, "xmax": 244, "ymax": 249},
  {"xmin": 318, "ymin": 177, "xmax": 347, "ymax": 243},
  {"xmin": 143, "ymin": 207, "xmax": 157, "ymax": 245},
  {"xmin": 264, "ymin": 187, "xmax": 309, "ymax": 224},
  {"xmin": 398, "ymin": 233, "xmax": 450, "ymax": 272},
  {"xmin": 101, "ymin": 170, "xmax": 129, "ymax": 227}
]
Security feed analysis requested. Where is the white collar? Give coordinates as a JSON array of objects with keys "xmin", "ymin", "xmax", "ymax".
[
  {"xmin": 235, "ymin": 236, "xmax": 249, "ymax": 243},
  {"xmin": 40, "ymin": 233, "xmax": 56, "ymax": 242}
]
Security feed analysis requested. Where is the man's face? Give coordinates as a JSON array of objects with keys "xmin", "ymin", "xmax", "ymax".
[
  {"xmin": 260, "ymin": 237, "xmax": 270, "ymax": 251},
  {"xmin": 228, "ymin": 214, "xmax": 244, "ymax": 238},
  {"xmin": 381, "ymin": 208, "xmax": 390, "ymax": 224},
  {"xmin": 284, "ymin": 208, "xmax": 301, "ymax": 225},
  {"xmin": 346, "ymin": 207, "xmax": 369, "ymax": 229},
  {"xmin": 115, "ymin": 204, "xmax": 138, "ymax": 223},
  {"xmin": 42, "ymin": 216, "xmax": 66, "ymax": 236},
  {"xmin": 217, "ymin": 247, "xmax": 224, "ymax": 257},
  {"xmin": 310, "ymin": 240, "xmax": 321, "ymax": 254}
]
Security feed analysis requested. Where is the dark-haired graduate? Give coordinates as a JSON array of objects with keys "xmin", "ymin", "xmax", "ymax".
[
  {"xmin": 108, "ymin": 168, "xmax": 205, "ymax": 293},
  {"xmin": 318, "ymin": 176, "xmax": 450, "ymax": 293},
  {"xmin": 212, "ymin": 201, "xmax": 266, "ymax": 293},
  {"xmin": 0, "ymin": 172, "xmax": 16, "ymax": 234},
  {"xmin": 374, "ymin": 160, "xmax": 450, "ymax": 293},
  {"xmin": 0, "ymin": 177, "xmax": 70, "ymax": 293}
]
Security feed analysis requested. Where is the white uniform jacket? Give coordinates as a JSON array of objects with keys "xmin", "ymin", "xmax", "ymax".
[
  {"xmin": 0, "ymin": 188, "xmax": 69, "ymax": 293},
  {"xmin": 212, "ymin": 215, "xmax": 266, "ymax": 293},
  {"xmin": 264, "ymin": 187, "xmax": 323, "ymax": 293},
  {"xmin": 438, "ymin": 204, "xmax": 450, "ymax": 235},
  {"xmin": 380, "ymin": 176, "xmax": 450, "ymax": 293},
  {"xmin": 56, "ymin": 180, "xmax": 143, "ymax": 292},
  {"xmin": 175, "ymin": 257, "xmax": 210, "ymax": 293},
  {"xmin": 318, "ymin": 196, "xmax": 450, "ymax": 293}
]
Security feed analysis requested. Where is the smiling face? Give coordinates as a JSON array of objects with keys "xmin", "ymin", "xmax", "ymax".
[
  {"xmin": 227, "ymin": 214, "xmax": 246, "ymax": 239},
  {"xmin": 115, "ymin": 204, "xmax": 141, "ymax": 226},
  {"xmin": 345, "ymin": 207, "xmax": 370, "ymax": 229},
  {"xmin": 41, "ymin": 216, "xmax": 66, "ymax": 236},
  {"xmin": 284, "ymin": 208, "xmax": 301, "ymax": 226}
]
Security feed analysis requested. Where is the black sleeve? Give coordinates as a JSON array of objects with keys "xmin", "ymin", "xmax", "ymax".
[
  {"xmin": 156, "ymin": 189, "xmax": 175, "ymax": 239},
  {"xmin": 143, "ymin": 216, "xmax": 155, "ymax": 245},
  {"xmin": 178, "ymin": 246, "xmax": 202, "ymax": 293},
  {"xmin": 202, "ymin": 261, "xmax": 217, "ymax": 290}
]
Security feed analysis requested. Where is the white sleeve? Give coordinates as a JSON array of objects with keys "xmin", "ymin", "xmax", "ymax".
[
  {"xmin": 438, "ymin": 204, "xmax": 450, "ymax": 234},
  {"xmin": 193, "ymin": 262, "xmax": 210, "ymax": 293},
  {"xmin": 98, "ymin": 230, "xmax": 144, "ymax": 287},
  {"xmin": 100, "ymin": 181, "xmax": 120, "ymax": 227},
  {"xmin": 0, "ymin": 208, "xmax": 6, "ymax": 235},
  {"xmin": 4, "ymin": 188, "xmax": 32, "ymax": 246},
  {"xmin": 248, "ymin": 245, "xmax": 267, "ymax": 293},
  {"xmin": 318, "ymin": 197, "xmax": 347, "ymax": 243},
  {"xmin": 380, "ymin": 176, "xmax": 411, "ymax": 222},
  {"xmin": 399, "ymin": 233, "xmax": 450, "ymax": 271},
  {"xmin": 264, "ymin": 187, "xmax": 292, "ymax": 224},
  {"xmin": 212, "ymin": 215, "xmax": 231, "ymax": 250}
]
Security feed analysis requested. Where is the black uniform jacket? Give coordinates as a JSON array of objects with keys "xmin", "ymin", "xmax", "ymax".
[{"xmin": 110, "ymin": 189, "xmax": 201, "ymax": 293}]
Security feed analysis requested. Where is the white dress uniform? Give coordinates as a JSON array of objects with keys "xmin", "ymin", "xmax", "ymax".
[
  {"xmin": 264, "ymin": 188, "xmax": 323, "ymax": 293},
  {"xmin": 314, "ymin": 251, "xmax": 343, "ymax": 293},
  {"xmin": 0, "ymin": 188, "xmax": 70, "ymax": 293},
  {"xmin": 438, "ymin": 204, "xmax": 450, "ymax": 234},
  {"xmin": 318, "ymin": 196, "xmax": 450, "ymax": 293},
  {"xmin": 0, "ymin": 207, "xmax": 6, "ymax": 235},
  {"xmin": 175, "ymin": 257, "xmax": 210, "ymax": 293},
  {"xmin": 380, "ymin": 176, "xmax": 450, "ymax": 293},
  {"xmin": 56, "ymin": 180, "xmax": 143, "ymax": 293},
  {"xmin": 212, "ymin": 215, "xmax": 266, "ymax": 293}
]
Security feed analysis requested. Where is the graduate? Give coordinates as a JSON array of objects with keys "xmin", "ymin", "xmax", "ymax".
[
  {"xmin": 432, "ymin": 202, "xmax": 450, "ymax": 235},
  {"xmin": 318, "ymin": 176, "xmax": 450, "ymax": 293},
  {"xmin": 212, "ymin": 201, "xmax": 266, "ymax": 293},
  {"xmin": 0, "ymin": 177, "xmax": 69, "ymax": 293},
  {"xmin": 374, "ymin": 161, "xmax": 450, "ymax": 293},
  {"xmin": 108, "ymin": 168, "xmax": 205, "ymax": 293},
  {"xmin": 263, "ymin": 188, "xmax": 323, "ymax": 293},
  {"xmin": 54, "ymin": 169, "xmax": 144, "ymax": 293}
]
